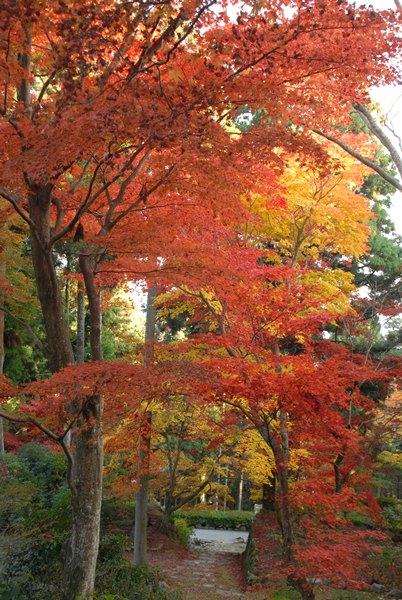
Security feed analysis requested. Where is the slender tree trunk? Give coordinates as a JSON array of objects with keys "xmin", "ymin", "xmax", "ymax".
[
  {"xmin": 274, "ymin": 454, "xmax": 294, "ymax": 562},
  {"xmin": 134, "ymin": 412, "xmax": 151, "ymax": 563},
  {"xmin": 134, "ymin": 287, "xmax": 156, "ymax": 565},
  {"xmin": 66, "ymin": 280, "xmax": 85, "ymax": 453},
  {"xmin": 76, "ymin": 281, "xmax": 85, "ymax": 364},
  {"xmin": 0, "ymin": 252, "xmax": 5, "ymax": 458},
  {"xmin": 0, "ymin": 416, "xmax": 4, "ymax": 459},
  {"xmin": 237, "ymin": 469, "xmax": 244, "ymax": 511},
  {"xmin": 160, "ymin": 506, "xmax": 175, "ymax": 533}
]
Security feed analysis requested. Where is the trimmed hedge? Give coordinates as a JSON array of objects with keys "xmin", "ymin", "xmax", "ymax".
[{"xmin": 174, "ymin": 510, "xmax": 253, "ymax": 531}]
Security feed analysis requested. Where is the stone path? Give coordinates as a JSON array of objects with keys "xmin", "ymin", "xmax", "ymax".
[
  {"xmin": 148, "ymin": 527, "xmax": 268, "ymax": 599},
  {"xmin": 160, "ymin": 549, "xmax": 244, "ymax": 597}
]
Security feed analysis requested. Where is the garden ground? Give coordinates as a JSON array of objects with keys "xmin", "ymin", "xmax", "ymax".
[{"xmin": 146, "ymin": 525, "xmax": 394, "ymax": 600}]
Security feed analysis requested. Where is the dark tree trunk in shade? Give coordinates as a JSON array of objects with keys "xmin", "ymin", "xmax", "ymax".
[
  {"xmin": 0, "ymin": 252, "xmax": 5, "ymax": 457},
  {"xmin": 262, "ymin": 475, "xmax": 276, "ymax": 511}
]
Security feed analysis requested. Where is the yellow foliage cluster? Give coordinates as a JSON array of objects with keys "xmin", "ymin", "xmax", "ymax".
[{"xmin": 264, "ymin": 156, "xmax": 371, "ymax": 262}]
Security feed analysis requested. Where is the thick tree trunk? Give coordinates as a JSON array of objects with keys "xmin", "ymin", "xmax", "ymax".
[
  {"xmin": 29, "ymin": 189, "xmax": 75, "ymax": 371},
  {"xmin": 62, "ymin": 394, "xmax": 103, "ymax": 600},
  {"xmin": 28, "ymin": 195, "xmax": 103, "ymax": 599},
  {"xmin": 59, "ymin": 251, "xmax": 105, "ymax": 600},
  {"xmin": 134, "ymin": 287, "xmax": 157, "ymax": 565}
]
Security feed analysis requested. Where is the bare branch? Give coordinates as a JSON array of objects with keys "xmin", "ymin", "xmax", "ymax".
[
  {"xmin": 313, "ymin": 129, "xmax": 402, "ymax": 192},
  {"xmin": 130, "ymin": 0, "xmax": 217, "ymax": 78},
  {"xmin": 353, "ymin": 102, "xmax": 402, "ymax": 181},
  {"xmin": 0, "ymin": 188, "xmax": 35, "ymax": 227},
  {"xmin": 50, "ymin": 145, "xmax": 149, "ymax": 245},
  {"xmin": 31, "ymin": 70, "xmax": 57, "ymax": 121},
  {"xmin": 106, "ymin": 161, "xmax": 173, "ymax": 232}
]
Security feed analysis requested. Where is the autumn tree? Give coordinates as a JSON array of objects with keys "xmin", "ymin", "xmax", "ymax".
[
  {"xmin": 156, "ymin": 151, "xmax": 397, "ymax": 598},
  {"xmin": 0, "ymin": 1, "xmax": 401, "ymax": 598}
]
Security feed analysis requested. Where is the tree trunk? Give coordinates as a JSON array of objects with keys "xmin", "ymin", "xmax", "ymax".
[
  {"xmin": 134, "ymin": 411, "xmax": 152, "ymax": 563},
  {"xmin": 262, "ymin": 474, "xmax": 276, "ymax": 511},
  {"xmin": 29, "ymin": 189, "xmax": 75, "ymax": 371},
  {"xmin": 160, "ymin": 506, "xmax": 175, "ymax": 534},
  {"xmin": 275, "ymin": 454, "xmax": 294, "ymax": 563},
  {"xmin": 28, "ymin": 197, "xmax": 103, "ymax": 599},
  {"xmin": 76, "ymin": 281, "xmax": 85, "ymax": 364},
  {"xmin": 60, "ymin": 252, "xmax": 105, "ymax": 600},
  {"xmin": 62, "ymin": 394, "xmax": 103, "ymax": 600},
  {"xmin": 0, "ymin": 252, "xmax": 5, "ymax": 458},
  {"xmin": 237, "ymin": 469, "xmax": 244, "ymax": 511},
  {"xmin": 134, "ymin": 287, "xmax": 156, "ymax": 565}
]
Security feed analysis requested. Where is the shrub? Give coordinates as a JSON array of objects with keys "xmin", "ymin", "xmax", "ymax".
[
  {"xmin": 98, "ymin": 534, "xmax": 132, "ymax": 563},
  {"xmin": 367, "ymin": 542, "xmax": 402, "ymax": 589},
  {"xmin": 0, "ymin": 442, "xmax": 68, "ymax": 533},
  {"xmin": 0, "ymin": 536, "xmax": 63, "ymax": 599},
  {"xmin": 378, "ymin": 497, "xmax": 402, "ymax": 531},
  {"xmin": 174, "ymin": 518, "xmax": 193, "ymax": 547},
  {"xmin": 95, "ymin": 535, "xmax": 181, "ymax": 599},
  {"xmin": 175, "ymin": 509, "xmax": 253, "ymax": 530}
]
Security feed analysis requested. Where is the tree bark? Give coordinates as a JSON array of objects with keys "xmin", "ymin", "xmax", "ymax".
[
  {"xmin": 14, "ymin": 25, "xmax": 103, "ymax": 599},
  {"xmin": 76, "ymin": 281, "xmax": 85, "ymax": 364},
  {"xmin": 28, "ymin": 196, "xmax": 103, "ymax": 599},
  {"xmin": 262, "ymin": 475, "xmax": 276, "ymax": 511},
  {"xmin": 0, "ymin": 251, "xmax": 5, "ymax": 457},
  {"xmin": 237, "ymin": 469, "xmax": 244, "ymax": 511},
  {"xmin": 60, "ymin": 251, "xmax": 105, "ymax": 600},
  {"xmin": 133, "ymin": 412, "xmax": 151, "ymax": 564},
  {"xmin": 29, "ymin": 188, "xmax": 75, "ymax": 371},
  {"xmin": 134, "ymin": 286, "xmax": 156, "ymax": 565},
  {"xmin": 62, "ymin": 394, "xmax": 103, "ymax": 600}
]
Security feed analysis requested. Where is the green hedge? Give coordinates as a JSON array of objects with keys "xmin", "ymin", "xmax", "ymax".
[{"xmin": 174, "ymin": 510, "xmax": 253, "ymax": 530}]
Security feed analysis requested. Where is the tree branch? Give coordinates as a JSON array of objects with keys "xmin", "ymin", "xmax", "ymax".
[
  {"xmin": 50, "ymin": 145, "xmax": 149, "ymax": 246},
  {"xmin": 312, "ymin": 129, "xmax": 402, "ymax": 192},
  {"xmin": 31, "ymin": 70, "xmax": 57, "ymax": 121},
  {"xmin": 0, "ymin": 188, "xmax": 34, "ymax": 227},
  {"xmin": 353, "ymin": 102, "xmax": 402, "ymax": 181},
  {"xmin": 173, "ymin": 478, "xmax": 212, "ymax": 511},
  {"xmin": 0, "ymin": 408, "xmax": 77, "ymax": 498}
]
